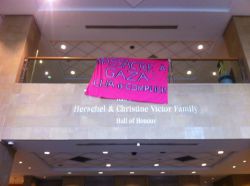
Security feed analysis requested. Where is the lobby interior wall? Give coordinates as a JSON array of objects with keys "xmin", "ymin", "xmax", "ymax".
[
  {"xmin": 1, "ymin": 16, "xmax": 250, "ymax": 141},
  {"xmin": 1, "ymin": 84, "xmax": 250, "ymax": 140},
  {"xmin": 224, "ymin": 16, "xmax": 250, "ymax": 82},
  {"xmin": 0, "ymin": 15, "xmax": 41, "ymax": 141}
]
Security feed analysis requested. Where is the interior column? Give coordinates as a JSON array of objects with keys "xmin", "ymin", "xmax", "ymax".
[
  {"xmin": 224, "ymin": 16, "xmax": 250, "ymax": 82},
  {"xmin": 0, "ymin": 15, "xmax": 40, "ymax": 83},
  {"xmin": 0, "ymin": 142, "xmax": 16, "ymax": 186}
]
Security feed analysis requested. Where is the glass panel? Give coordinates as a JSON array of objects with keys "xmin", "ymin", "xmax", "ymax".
[
  {"xmin": 169, "ymin": 60, "xmax": 243, "ymax": 83},
  {"xmin": 20, "ymin": 58, "xmax": 243, "ymax": 83}
]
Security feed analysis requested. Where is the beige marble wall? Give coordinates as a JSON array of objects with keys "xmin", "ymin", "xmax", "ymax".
[
  {"xmin": 0, "ymin": 16, "xmax": 40, "ymax": 83},
  {"xmin": 0, "ymin": 16, "xmax": 40, "ymax": 186},
  {"xmin": 0, "ymin": 15, "xmax": 40, "ymax": 140},
  {"xmin": 1, "ymin": 84, "xmax": 250, "ymax": 140},
  {"xmin": 224, "ymin": 16, "xmax": 250, "ymax": 82}
]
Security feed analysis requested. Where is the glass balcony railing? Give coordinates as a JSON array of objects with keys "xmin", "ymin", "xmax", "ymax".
[{"xmin": 20, "ymin": 57, "xmax": 245, "ymax": 83}]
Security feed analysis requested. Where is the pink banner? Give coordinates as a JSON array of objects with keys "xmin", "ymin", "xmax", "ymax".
[{"xmin": 85, "ymin": 57, "xmax": 169, "ymax": 104}]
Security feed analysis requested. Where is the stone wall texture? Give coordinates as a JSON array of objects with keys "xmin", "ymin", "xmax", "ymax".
[{"xmin": 0, "ymin": 84, "xmax": 250, "ymax": 140}]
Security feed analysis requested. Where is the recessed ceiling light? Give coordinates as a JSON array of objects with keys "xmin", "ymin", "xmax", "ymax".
[
  {"xmin": 130, "ymin": 172, "xmax": 135, "ymax": 174},
  {"xmin": 191, "ymin": 171, "xmax": 197, "ymax": 174},
  {"xmin": 98, "ymin": 171, "xmax": 103, "ymax": 175},
  {"xmin": 232, "ymin": 165, "xmax": 236, "ymax": 169},
  {"xmin": 154, "ymin": 163, "xmax": 160, "ymax": 167},
  {"xmin": 102, "ymin": 151, "xmax": 109, "ymax": 155},
  {"xmin": 197, "ymin": 44, "xmax": 204, "ymax": 50},
  {"xmin": 218, "ymin": 150, "xmax": 224, "ymax": 155},
  {"xmin": 44, "ymin": 151, "xmax": 50, "ymax": 155},
  {"xmin": 160, "ymin": 171, "xmax": 165, "ymax": 174},
  {"xmin": 67, "ymin": 171, "xmax": 72, "ymax": 175},
  {"xmin": 18, "ymin": 161, "xmax": 23, "ymax": 164},
  {"xmin": 201, "ymin": 163, "xmax": 207, "ymax": 167},
  {"xmin": 28, "ymin": 166, "xmax": 32, "ymax": 170},
  {"xmin": 106, "ymin": 163, "xmax": 111, "ymax": 167},
  {"xmin": 39, "ymin": 60, "xmax": 43, "ymax": 64},
  {"xmin": 48, "ymin": 76, "xmax": 52, "ymax": 79},
  {"xmin": 60, "ymin": 44, "xmax": 67, "ymax": 50},
  {"xmin": 136, "ymin": 142, "xmax": 141, "ymax": 147},
  {"xmin": 243, "ymin": 160, "xmax": 247, "ymax": 163},
  {"xmin": 186, "ymin": 70, "xmax": 192, "ymax": 75},
  {"xmin": 70, "ymin": 70, "xmax": 76, "ymax": 75},
  {"xmin": 212, "ymin": 72, "xmax": 217, "ymax": 76},
  {"xmin": 45, "ymin": 71, "xmax": 49, "ymax": 76},
  {"xmin": 8, "ymin": 141, "xmax": 14, "ymax": 145}
]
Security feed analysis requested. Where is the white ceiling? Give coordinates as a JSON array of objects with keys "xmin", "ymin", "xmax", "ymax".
[
  {"xmin": 8, "ymin": 139, "xmax": 250, "ymax": 181},
  {"xmin": 0, "ymin": 0, "xmax": 250, "ymax": 41}
]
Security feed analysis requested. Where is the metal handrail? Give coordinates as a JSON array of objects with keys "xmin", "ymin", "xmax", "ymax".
[
  {"xmin": 26, "ymin": 57, "xmax": 239, "ymax": 62},
  {"xmin": 21, "ymin": 57, "xmax": 243, "ymax": 83}
]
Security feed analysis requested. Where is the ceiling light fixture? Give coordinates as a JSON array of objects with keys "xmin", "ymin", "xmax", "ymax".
[
  {"xmin": 160, "ymin": 171, "xmax": 165, "ymax": 174},
  {"xmin": 106, "ymin": 163, "xmax": 111, "ymax": 167},
  {"xmin": 44, "ymin": 151, "xmax": 50, "ymax": 155},
  {"xmin": 243, "ymin": 160, "xmax": 247, "ymax": 163},
  {"xmin": 39, "ymin": 60, "xmax": 43, "ymax": 64},
  {"xmin": 130, "ymin": 172, "xmax": 135, "ymax": 174},
  {"xmin": 28, "ymin": 167, "xmax": 32, "ymax": 170},
  {"xmin": 45, "ymin": 71, "xmax": 49, "ymax": 76},
  {"xmin": 212, "ymin": 72, "xmax": 217, "ymax": 76},
  {"xmin": 201, "ymin": 163, "xmax": 207, "ymax": 167},
  {"xmin": 191, "ymin": 171, "xmax": 197, "ymax": 174},
  {"xmin": 67, "ymin": 171, "xmax": 72, "ymax": 175},
  {"xmin": 102, "ymin": 151, "xmax": 109, "ymax": 155},
  {"xmin": 48, "ymin": 76, "xmax": 52, "ymax": 79},
  {"xmin": 60, "ymin": 44, "xmax": 67, "ymax": 50},
  {"xmin": 154, "ymin": 163, "xmax": 160, "ymax": 167},
  {"xmin": 70, "ymin": 70, "xmax": 76, "ymax": 75},
  {"xmin": 232, "ymin": 165, "xmax": 236, "ymax": 169},
  {"xmin": 197, "ymin": 44, "xmax": 204, "ymax": 50},
  {"xmin": 186, "ymin": 70, "xmax": 192, "ymax": 75},
  {"xmin": 18, "ymin": 161, "xmax": 23, "ymax": 164},
  {"xmin": 218, "ymin": 150, "xmax": 224, "ymax": 155},
  {"xmin": 136, "ymin": 142, "xmax": 141, "ymax": 147},
  {"xmin": 7, "ymin": 141, "xmax": 14, "ymax": 145},
  {"xmin": 98, "ymin": 171, "xmax": 103, "ymax": 175}
]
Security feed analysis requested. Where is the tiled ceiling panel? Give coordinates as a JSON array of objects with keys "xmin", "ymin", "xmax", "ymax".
[
  {"xmin": 36, "ymin": 151, "xmax": 232, "ymax": 170},
  {"xmin": 48, "ymin": 41, "xmax": 215, "ymax": 58}
]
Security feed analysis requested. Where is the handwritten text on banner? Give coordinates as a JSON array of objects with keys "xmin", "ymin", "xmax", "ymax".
[{"xmin": 85, "ymin": 57, "xmax": 169, "ymax": 104}]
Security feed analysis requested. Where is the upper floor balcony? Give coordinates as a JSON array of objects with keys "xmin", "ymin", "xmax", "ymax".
[{"xmin": 0, "ymin": 56, "xmax": 249, "ymax": 141}]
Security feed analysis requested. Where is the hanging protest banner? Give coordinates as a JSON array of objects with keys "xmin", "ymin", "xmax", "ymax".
[{"xmin": 85, "ymin": 57, "xmax": 169, "ymax": 104}]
